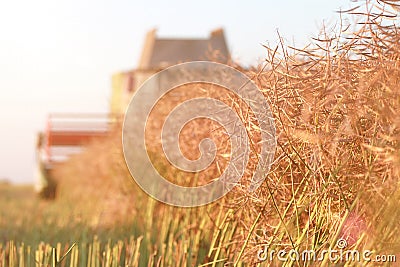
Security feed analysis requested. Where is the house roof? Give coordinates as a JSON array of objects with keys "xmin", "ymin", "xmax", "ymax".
[{"xmin": 138, "ymin": 28, "xmax": 230, "ymax": 70}]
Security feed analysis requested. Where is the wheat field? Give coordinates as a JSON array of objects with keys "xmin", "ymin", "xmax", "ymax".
[{"xmin": 1, "ymin": 0, "xmax": 400, "ymax": 266}]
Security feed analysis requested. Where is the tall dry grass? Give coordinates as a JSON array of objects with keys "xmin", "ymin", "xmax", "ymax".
[
  {"xmin": 37, "ymin": 0, "xmax": 400, "ymax": 266},
  {"xmin": 212, "ymin": 1, "xmax": 400, "ymax": 265}
]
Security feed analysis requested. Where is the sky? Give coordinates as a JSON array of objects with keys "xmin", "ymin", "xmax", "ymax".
[{"xmin": 0, "ymin": 0, "xmax": 352, "ymax": 184}]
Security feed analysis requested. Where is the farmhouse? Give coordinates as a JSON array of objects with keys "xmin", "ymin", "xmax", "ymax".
[{"xmin": 110, "ymin": 28, "xmax": 230, "ymax": 114}]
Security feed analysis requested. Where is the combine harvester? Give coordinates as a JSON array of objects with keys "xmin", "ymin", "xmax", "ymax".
[{"xmin": 35, "ymin": 113, "xmax": 117, "ymax": 198}]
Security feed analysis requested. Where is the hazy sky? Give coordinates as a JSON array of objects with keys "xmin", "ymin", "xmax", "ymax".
[{"xmin": 0, "ymin": 0, "xmax": 351, "ymax": 184}]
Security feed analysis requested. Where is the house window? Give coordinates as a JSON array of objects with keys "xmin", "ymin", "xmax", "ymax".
[{"xmin": 126, "ymin": 74, "xmax": 135, "ymax": 93}]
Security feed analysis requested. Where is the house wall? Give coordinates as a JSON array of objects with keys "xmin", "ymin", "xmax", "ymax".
[{"xmin": 110, "ymin": 69, "xmax": 158, "ymax": 114}]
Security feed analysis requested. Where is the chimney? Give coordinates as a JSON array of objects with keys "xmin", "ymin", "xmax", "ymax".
[
  {"xmin": 209, "ymin": 28, "xmax": 230, "ymax": 62},
  {"xmin": 138, "ymin": 28, "xmax": 157, "ymax": 69},
  {"xmin": 211, "ymin": 28, "xmax": 224, "ymax": 37}
]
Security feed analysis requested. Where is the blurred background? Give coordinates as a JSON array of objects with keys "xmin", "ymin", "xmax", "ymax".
[{"xmin": 0, "ymin": 0, "xmax": 350, "ymax": 184}]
